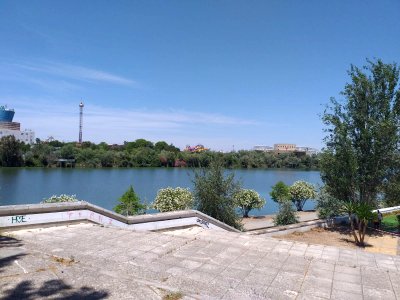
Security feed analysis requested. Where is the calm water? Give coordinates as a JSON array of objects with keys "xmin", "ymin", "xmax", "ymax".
[{"xmin": 0, "ymin": 168, "xmax": 321, "ymax": 216}]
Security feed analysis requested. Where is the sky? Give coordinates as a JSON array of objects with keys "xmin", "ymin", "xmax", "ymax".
[{"xmin": 0, "ymin": 1, "xmax": 399, "ymax": 151}]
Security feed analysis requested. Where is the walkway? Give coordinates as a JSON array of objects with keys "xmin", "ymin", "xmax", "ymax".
[
  {"xmin": 1, "ymin": 224, "xmax": 399, "ymax": 299},
  {"xmin": 243, "ymin": 211, "xmax": 319, "ymax": 231}
]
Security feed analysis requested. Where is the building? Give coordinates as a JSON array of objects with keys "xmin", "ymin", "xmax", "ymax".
[
  {"xmin": 274, "ymin": 143, "xmax": 296, "ymax": 153},
  {"xmin": 253, "ymin": 143, "xmax": 318, "ymax": 156},
  {"xmin": 253, "ymin": 145, "xmax": 274, "ymax": 152},
  {"xmin": 0, "ymin": 105, "xmax": 35, "ymax": 144}
]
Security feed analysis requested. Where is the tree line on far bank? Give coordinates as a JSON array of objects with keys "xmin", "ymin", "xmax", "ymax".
[{"xmin": 0, "ymin": 136, "xmax": 319, "ymax": 169}]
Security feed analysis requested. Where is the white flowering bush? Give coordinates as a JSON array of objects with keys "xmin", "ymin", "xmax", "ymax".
[
  {"xmin": 153, "ymin": 187, "xmax": 194, "ymax": 212},
  {"xmin": 41, "ymin": 194, "xmax": 79, "ymax": 203},
  {"xmin": 233, "ymin": 189, "xmax": 265, "ymax": 217},
  {"xmin": 289, "ymin": 180, "xmax": 317, "ymax": 211}
]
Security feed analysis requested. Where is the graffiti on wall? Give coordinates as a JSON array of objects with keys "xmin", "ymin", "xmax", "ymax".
[
  {"xmin": 196, "ymin": 218, "xmax": 209, "ymax": 228},
  {"xmin": 11, "ymin": 215, "xmax": 27, "ymax": 223}
]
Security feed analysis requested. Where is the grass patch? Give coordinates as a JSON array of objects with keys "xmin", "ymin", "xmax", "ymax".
[{"xmin": 382, "ymin": 214, "xmax": 400, "ymax": 232}]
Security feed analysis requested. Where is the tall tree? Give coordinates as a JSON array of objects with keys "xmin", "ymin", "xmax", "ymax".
[{"xmin": 321, "ymin": 59, "xmax": 400, "ymax": 205}]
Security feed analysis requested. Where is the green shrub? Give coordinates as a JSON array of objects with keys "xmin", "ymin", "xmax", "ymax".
[
  {"xmin": 114, "ymin": 185, "xmax": 146, "ymax": 216},
  {"xmin": 193, "ymin": 159, "xmax": 242, "ymax": 230},
  {"xmin": 270, "ymin": 181, "xmax": 290, "ymax": 203},
  {"xmin": 315, "ymin": 186, "xmax": 342, "ymax": 220},
  {"xmin": 273, "ymin": 201, "xmax": 299, "ymax": 226}
]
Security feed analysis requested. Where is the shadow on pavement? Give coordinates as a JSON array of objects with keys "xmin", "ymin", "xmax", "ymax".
[
  {"xmin": 2, "ymin": 279, "xmax": 109, "ymax": 300},
  {"xmin": 0, "ymin": 235, "xmax": 24, "ymax": 248}
]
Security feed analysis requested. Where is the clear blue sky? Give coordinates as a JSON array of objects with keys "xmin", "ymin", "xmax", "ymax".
[{"xmin": 1, "ymin": 1, "xmax": 399, "ymax": 151}]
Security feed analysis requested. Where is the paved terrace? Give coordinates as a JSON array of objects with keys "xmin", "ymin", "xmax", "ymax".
[{"xmin": 1, "ymin": 224, "xmax": 399, "ymax": 300}]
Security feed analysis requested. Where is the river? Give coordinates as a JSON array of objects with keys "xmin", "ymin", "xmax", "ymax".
[{"xmin": 0, "ymin": 168, "xmax": 322, "ymax": 216}]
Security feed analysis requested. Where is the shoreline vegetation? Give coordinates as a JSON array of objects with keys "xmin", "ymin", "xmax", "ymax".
[{"xmin": 0, "ymin": 137, "xmax": 320, "ymax": 169}]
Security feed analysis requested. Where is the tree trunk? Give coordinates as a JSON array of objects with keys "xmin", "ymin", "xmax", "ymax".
[
  {"xmin": 359, "ymin": 221, "xmax": 367, "ymax": 246},
  {"xmin": 348, "ymin": 213, "xmax": 360, "ymax": 245}
]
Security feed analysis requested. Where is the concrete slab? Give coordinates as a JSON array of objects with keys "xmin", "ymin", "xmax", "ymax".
[{"xmin": 1, "ymin": 223, "xmax": 399, "ymax": 299}]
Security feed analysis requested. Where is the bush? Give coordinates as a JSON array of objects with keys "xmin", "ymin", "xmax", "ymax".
[
  {"xmin": 41, "ymin": 194, "xmax": 79, "ymax": 203},
  {"xmin": 114, "ymin": 185, "xmax": 146, "ymax": 216},
  {"xmin": 193, "ymin": 159, "xmax": 242, "ymax": 230},
  {"xmin": 315, "ymin": 186, "xmax": 342, "ymax": 220},
  {"xmin": 273, "ymin": 201, "xmax": 299, "ymax": 226},
  {"xmin": 289, "ymin": 180, "xmax": 317, "ymax": 211},
  {"xmin": 270, "ymin": 181, "xmax": 290, "ymax": 203},
  {"xmin": 153, "ymin": 187, "xmax": 194, "ymax": 212},
  {"xmin": 234, "ymin": 189, "xmax": 265, "ymax": 217}
]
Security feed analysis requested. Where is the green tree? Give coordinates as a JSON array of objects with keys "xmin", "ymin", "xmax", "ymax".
[
  {"xmin": 233, "ymin": 189, "xmax": 265, "ymax": 218},
  {"xmin": 59, "ymin": 144, "xmax": 76, "ymax": 159},
  {"xmin": 270, "ymin": 181, "xmax": 290, "ymax": 203},
  {"xmin": 289, "ymin": 181, "xmax": 317, "ymax": 211},
  {"xmin": 321, "ymin": 59, "xmax": 400, "ymax": 205},
  {"xmin": 193, "ymin": 159, "xmax": 242, "ymax": 230},
  {"xmin": 114, "ymin": 185, "xmax": 146, "ymax": 216},
  {"xmin": 0, "ymin": 135, "xmax": 24, "ymax": 167},
  {"xmin": 153, "ymin": 187, "xmax": 194, "ymax": 212}
]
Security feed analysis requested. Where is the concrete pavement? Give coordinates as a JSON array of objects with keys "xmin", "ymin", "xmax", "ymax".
[{"xmin": 1, "ymin": 223, "xmax": 399, "ymax": 299}]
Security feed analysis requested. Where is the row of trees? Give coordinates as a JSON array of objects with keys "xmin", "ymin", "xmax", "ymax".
[{"xmin": 0, "ymin": 136, "xmax": 319, "ymax": 169}]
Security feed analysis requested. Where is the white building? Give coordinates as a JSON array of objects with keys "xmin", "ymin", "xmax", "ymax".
[
  {"xmin": 253, "ymin": 145, "xmax": 274, "ymax": 152},
  {"xmin": 0, "ymin": 128, "xmax": 35, "ymax": 144}
]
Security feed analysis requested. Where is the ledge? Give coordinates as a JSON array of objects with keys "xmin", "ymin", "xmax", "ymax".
[{"xmin": 0, "ymin": 202, "xmax": 240, "ymax": 232}]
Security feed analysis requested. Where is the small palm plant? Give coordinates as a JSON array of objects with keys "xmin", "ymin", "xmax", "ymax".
[{"xmin": 341, "ymin": 201, "xmax": 374, "ymax": 246}]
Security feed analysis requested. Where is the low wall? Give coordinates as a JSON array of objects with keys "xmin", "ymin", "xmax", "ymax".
[
  {"xmin": 373, "ymin": 206, "xmax": 400, "ymax": 214},
  {"xmin": 246, "ymin": 219, "xmax": 327, "ymax": 237},
  {"xmin": 0, "ymin": 202, "xmax": 240, "ymax": 232}
]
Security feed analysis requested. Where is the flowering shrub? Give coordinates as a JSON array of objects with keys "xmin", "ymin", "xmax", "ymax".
[
  {"xmin": 153, "ymin": 187, "xmax": 194, "ymax": 212},
  {"xmin": 41, "ymin": 194, "xmax": 79, "ymax": 203},
  {"xmin": 234, "ymin": 189, "xmax": 265, "ymax": 217},
  {"xmin": 289, "ymin": 180, "xmax": 317, "ymax": 211}
]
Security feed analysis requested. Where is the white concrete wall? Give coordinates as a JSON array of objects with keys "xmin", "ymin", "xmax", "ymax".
[{"xmin": 0, "ymin": 209, "xmax": 225, "ymax": 231}]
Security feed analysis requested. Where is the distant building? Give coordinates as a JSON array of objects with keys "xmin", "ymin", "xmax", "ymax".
[
  {"xmin": 0, "ymin": 105, "xmax": 35, "ymax": 144},
  {"xmin": 253, "ymin": 143, "xmax": 318, "ymax": 156},
  {"xmin": 274, "ymin": 143, "xmax": 296, "ymax": 153},
  {"xmin": 295, "ymin": 146, "xmax": 318, "ymax": 156},
  {"xmin": 253, "ymin": 145, "xmax": 274, "ymax": 152}
]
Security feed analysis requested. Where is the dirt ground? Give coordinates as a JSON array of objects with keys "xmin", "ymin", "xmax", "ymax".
[{"xmin": 275, "ymin": 226, "xmax": 399, "ymax": 255}]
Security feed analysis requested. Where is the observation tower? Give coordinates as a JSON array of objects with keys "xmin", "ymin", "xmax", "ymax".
[{"xmin": 79, "ymin": 102, "xmax": 84, "ymax": 144}]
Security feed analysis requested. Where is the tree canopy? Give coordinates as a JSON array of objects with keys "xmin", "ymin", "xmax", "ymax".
[{"xmin": 321, "ymin": 59, "xmax": 400, "ymax": 205}]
